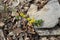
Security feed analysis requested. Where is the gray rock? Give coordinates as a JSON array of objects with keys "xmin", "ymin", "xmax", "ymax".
[
  {"xmin": 37, "ymin": 30, "xmax": 50, "ymax": 35},
  {"xmin": 0, "ymin": 22, "xmax": 4, "ymax": 27},
  {"xmin": 49, "ymin": 37, "xmax": 57, "ymax": 40},
  {"xmin": 37, "ymin": 28, "xmax": 60, "ymax": 36},
  {"xmin": 28, "ymin": 0, "xmax": 60, "ymax": 28},
  {"xmin": 19, "ymin": 37, "xmax": 23, "ymax": 40},
  {"xmin": 0, "ymin": 30, "xmax": 6, "ymax": 40},
  {"xmin": 51, "ymin": 29, "xmax": 60, "ymax": 35},
  {"xmin": 9, "ymin": 0, "xmax": 20, "ymax": 8},
  {"xmin": 19, "ymin": 0, "xmax": 25, "ymax": 3},
  {"xmin": 41, "ymin": 37, "xmax": 48, "ymax": 40},
  {"xmin": 8, "ymin": 31, "xmax": 14, "ymax": 36},
  {"xmin": 0, "ymin": 5, "xmax": 4, "ymax": 12},
  {"xmin": 28, "ymin": 0, "xmax": 32, "ymax": 1},
  {"xmin": 27, "ymin": 4, "xmax": 37, "ymax": 16}
]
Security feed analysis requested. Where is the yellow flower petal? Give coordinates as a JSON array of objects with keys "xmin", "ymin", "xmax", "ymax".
[
  {"xmin": 20, "ymin": 12, "xmax": 24, "ymax": 17},
  {"xmin": 23, "ymin": 15, "xmax": 26, "ymax": 18},
  {"xmin": 27, "ymin": 18, "xmax": 31, "ymax": 21},
  {"xmin": 29, "ymin": 19, "xmax": 35, "ymax": 24},
  {"xmin": 31, "ymin": 18, "xmax": 35, "ymax": 23}
]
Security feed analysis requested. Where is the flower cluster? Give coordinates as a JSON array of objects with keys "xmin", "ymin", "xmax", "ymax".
[{"xmin": 15, "ymin": 12, "xmax": 44, "ymax": 27}]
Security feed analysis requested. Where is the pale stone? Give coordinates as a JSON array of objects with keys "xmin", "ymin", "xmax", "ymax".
[
  {"xmin": 37, "ymin": 30, "xmax": 50, "ymax": 35},
  {"xmin": 27, "ymin": 4, "xmax": 37, "ymax": 16},
  {"xmin": 28, "ymin": 0, "xmax": 60, "ymax": 28},
  {"xmin": 50, "ymin": 37, "xmax": 57, "ymax": 40},
  {"xmin": 9, "ymin": 0, "xmax": 20, "ymax": 7},
  {"xmin": 41, "ymin": 37, "xmax": 48, "ymax": 40},
  {"xmin": 19, "ymin": 0, "xmax": 25, "ymax": 3},
  {"xmin": 0, "ymin": 22, "xmax": 4, "ymax": 27},
  {"xmin": 26, "ymin": 0, "xmax": 32, "ymax": 2},
  {"xmin": 12, "ymin": 12, "xmax": 19, "ymax": 16},
  {"xmin": 52, "ymin": 29, "xmax": 60, "ymax": 35},
  {"xmin": 0, "ymin": 30, "xmax": 6, "ymax": 40},
  {"xmin": 9, "ymin": 31, "xmax": 14, "ymax": 36},
  {"xmin": 0, "ymin": 6, "xmax": 4, "ymax": 11}
]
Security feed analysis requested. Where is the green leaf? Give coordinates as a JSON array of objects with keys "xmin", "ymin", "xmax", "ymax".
[
  {"xmin": 34, "ymin": 19, "xmax": 44, "ymax": 27},
  {"xmin": 38, "ymin": 19, "xmax": 44, "ymax": 24},
  {"xmin": 15, "ymin": 16, "xmax": 19, "ymax": 19}
]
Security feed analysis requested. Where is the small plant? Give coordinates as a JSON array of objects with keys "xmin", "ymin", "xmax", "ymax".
[
  {"xmin": 15, "ymin": 12, "xmax": 44, "ymax": 27},
  {"xmin": 34, "ymin": 19, "xmax": 44, "ymax": 26}
]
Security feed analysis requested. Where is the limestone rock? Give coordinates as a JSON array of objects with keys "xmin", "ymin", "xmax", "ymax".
[
  {"xmin": 9, "ymin": 0, "xmax": 20, "ymax": 8},
  {"xmin": 11, "ymin": 12, "xmax": 19, "ymax": 16},
  {"xmin": 0, "ymin": 22, "xmax": 4, "ymax": 27},
  {"xmin": 0, "ymin": 30, "xmax": 6, "ymax": 40},
  {"xmin": 41, "ymin": 37, "xmax": 48, "ymax": 40},
  {"xmin": 28, "ymin": 0, "xmax": 60, "ymax": 28},
  {"xmin": 49, "ymin": 37, "xmax": 57, "ymax": 40},
  {"xmin": 27, "ymin": 4, "xmax": 37, "ymax": 16},
  {"xmin": 0, "ymin": 6, "xmax": 4, "ymax": 12}
]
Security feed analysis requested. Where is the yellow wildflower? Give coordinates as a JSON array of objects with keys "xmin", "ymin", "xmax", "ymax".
[
  {"xmin": 20, "ymin": 12, "xmax": 24, "ymax": 17},
  {"xmin": 29, "ymin": 18, "xmax": 35, "ymax": 24},
  {"xmin": 27, "ymin": 18, "xmax": 31, "ymax": 21},
  {"xmin": 23, "ymin": 15, "xmax": 26, "ymax": 18},
  {"xmin": 31, "ymin": 18, "xmax": 35, "ymax": 22}
]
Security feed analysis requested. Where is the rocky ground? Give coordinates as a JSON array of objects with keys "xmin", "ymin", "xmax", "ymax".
[
  {"xmin": 0, "ymin": 0, "xmax": 60, "ymax": 40},
  {"xmin": 39, "ymin": 36, "xmax": 60, "ymax": 40}
]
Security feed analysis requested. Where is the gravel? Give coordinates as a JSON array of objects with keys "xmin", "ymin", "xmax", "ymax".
[{"xmin": 0, "ymin": 0, "xmax": 60, "ymax": 40}]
